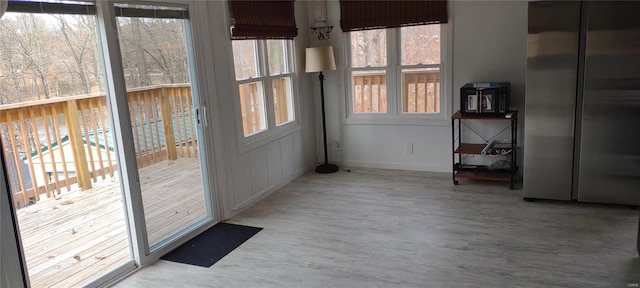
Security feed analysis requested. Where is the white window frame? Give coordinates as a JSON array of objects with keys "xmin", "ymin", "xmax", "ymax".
[
  {"xmin": 232, "ymin": 39, "xmax": 300, "ymax": 152},
  {"xmin": 345, "ymin": 23, "xmax": 452, "ymax": 126}
]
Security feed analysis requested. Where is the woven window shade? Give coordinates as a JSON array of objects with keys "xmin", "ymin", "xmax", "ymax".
[
  {"xmin": 340, "ymin": 0, "xmax": 448, "ymax": 32},
  {"xmin": 6, "ymin": 0, "xmax": 95, "ymax": 15},
  {"xmin": 230, "ymin": 0, "xmax": 298, "ymax": 40}
]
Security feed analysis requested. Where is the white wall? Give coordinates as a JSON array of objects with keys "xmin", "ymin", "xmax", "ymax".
[
  {"xmin": 452, "ymin": 0, "xmax": 528, "ymax": 169},
  {"xmin": 315, "ymin": 0, "xmax": 527, "ymax": 173},
  {"xmin": 203, "ymin": 1, "xmax": 317, "ymax": 219}
]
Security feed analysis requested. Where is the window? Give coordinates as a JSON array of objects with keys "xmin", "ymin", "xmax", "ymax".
[
  {"xmin": 232, "ymin": 39, "xmax": 295, "ymax": 137},
  {"xmin": 350, "ymin": 29, "xmax": 388, "ymax": 113},
  {"xmin": 347, "ymin": 24, "xmax": 443, "ymax": 117}
]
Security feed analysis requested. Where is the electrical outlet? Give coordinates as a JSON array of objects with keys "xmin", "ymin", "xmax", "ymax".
[{"xmin": 405, "ymin": 142, "xmax": 414, "ymax": 154}]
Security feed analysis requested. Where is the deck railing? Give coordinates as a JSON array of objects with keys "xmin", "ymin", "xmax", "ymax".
[
  {"xmin": 0, "ymin": 84, "xmax": 196, "ymax": 208},
  {"xmin": 353, "ymin": 72, "xmax": 387, "ymax": 113},
  {"xmin": 402, "ymin": 69, "xmax": 440, "ymax": 113},
  {"xmin": 238, "ymin": 82, "xmax": 263, "ymax": 136},
  {"xmin": 352, "ymin": 69, "xmax": 440, "ymax": 113},
  {"xmin": 238, "ymin": 78, "xmax": 291, "ymax": 136}
]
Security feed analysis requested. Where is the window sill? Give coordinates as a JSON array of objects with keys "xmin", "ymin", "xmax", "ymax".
[
  {"xmin": 237, "ymin": 121, "xmax": 301, "ymax": 154},
  {"xmin": 343, "ymin": 114, "xmax": 451, "ymax": 127}
]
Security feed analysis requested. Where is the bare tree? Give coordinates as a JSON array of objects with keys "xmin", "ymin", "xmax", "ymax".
[
  {"xmin": 56, "ymin": 15, "xmax": 91, "ymax": 94},
  {"xmin": 140, "ymin": 19, "xmax": 180, "ymax": 84},
  {"xmin": 0, "ymin": 23, "xmax": 24, "ymax": 104},
  {"xmin": 1, "ymin": 14, "xmax": 53, "ymax": 101},
  {"xmin": 131, "ymin": 18, "xmax": 151, "ymax": 86}
]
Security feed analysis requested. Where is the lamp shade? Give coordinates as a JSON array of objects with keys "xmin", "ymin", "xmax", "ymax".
[
  {"xmin": 0, "ymin": 0, "xmax": 7, "ymax": 19},
  {"xmin": 305, "ymin": 46, "xmax": 336, "ymax": 73}
]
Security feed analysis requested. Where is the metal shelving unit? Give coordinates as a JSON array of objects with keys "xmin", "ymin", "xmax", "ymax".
[{"xmin": 451, "ymin": 110, "xmax": 518, "ymax": 189}]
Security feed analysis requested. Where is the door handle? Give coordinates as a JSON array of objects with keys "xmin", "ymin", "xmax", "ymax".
[
  {"xmin": 203, "ymin": 106, "xmax": 208, "ymax": 126},
  {"xmin": 194, "ymin": 106, "xmax": 208, "ymax": 126},
  {"xmin": 195, "ymin": 107, "xmax": 201, "ymax": 125}
]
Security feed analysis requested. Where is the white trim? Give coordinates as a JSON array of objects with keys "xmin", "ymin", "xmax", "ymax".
[
  {"xmin": 232, "ymin": 39, "xmax": 303, "ymax": 154},
  {"xmin": 239, "ymin": 122, "xmax": 302, "ymax": 153},
  {"xmin": 84, "ymin": 261, "xmax": 137, "ymax": 288},
  {"xmin": 188, "ymin": 0, "xmax": 227, "ymax": 224},
  {"xmin": 336, "ymin": 160, "xmax": 450, "ymax": 173},
  {"xmin": 0, "ymin": 158, "xmax": 28, "ymax": 287},
  {"xmin": 343, "ymin": 117, "xmax": 450, "ymax": 127},
  {"xmin": 199, "ymin": 0, "xmax": 234, "ymax": 231}
]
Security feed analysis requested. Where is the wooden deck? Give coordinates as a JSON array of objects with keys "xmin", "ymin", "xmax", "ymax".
[{"xmin": 15, "ymin": 158, "xmax": 206, "ymax": 288}]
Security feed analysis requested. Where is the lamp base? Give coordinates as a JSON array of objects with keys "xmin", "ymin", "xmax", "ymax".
[{"xmin": 315, "ymin": 163, "xmax": 339, "ymax": 174}]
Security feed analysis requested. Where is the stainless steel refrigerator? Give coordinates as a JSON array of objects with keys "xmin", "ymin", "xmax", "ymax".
[{"xmin": 524, "ymin": 1, "xmax": 640, "ymax": 205}]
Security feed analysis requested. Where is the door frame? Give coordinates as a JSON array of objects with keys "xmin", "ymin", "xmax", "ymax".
[
  {"xmin": 1, "ymin": 142, "xmax": 28, "ymax": 288},
  {"xmin": 96, "ymin": 0, "xmax": 227, "ymax": 267}
]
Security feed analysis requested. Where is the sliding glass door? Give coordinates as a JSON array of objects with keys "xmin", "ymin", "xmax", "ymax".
[
  {"xmin": 1, "ymin": 0, "xmax": 218, "ymax": 286},
  {"xmin": 0, "ymin": 4, "xmax": 134, "ymax": 287},
  {"xmin": 113, "ymin": 2, "xmax": 212, "ymax": 250}
]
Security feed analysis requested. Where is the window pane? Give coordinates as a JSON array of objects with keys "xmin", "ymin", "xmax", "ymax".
[
  {"xmin": 401, "ymin": 68, "xmax": 440, "ymax": 113},
  {"xmin": 401, "ymin": 25, "xmax": 440, "ymax": 65},
  {"xmin": 116, "ymin": 18, "xmax": 189, "ymax": 88},
  {"xmin": 116, "ymin": 13, "xmax": 209, "ymax": 249},
  {"xmin": 232, "ymin": 40, "xmax": 259, "ymax": 80},
  {"xmin": 238, "ymin": 81, "xmax": 267, "ymax": 136},
  {"xmin": 273, "ymin": 76, "xmax": 294, "ymax": 125},
  {"xmin": 267, "ymin": 40, "xmax": 287, "ymax": 76},
  {"xmin": 0, "ymin": 12, "xmax": 133, "ymax": 287},
  {"xmin": 350, "ymin": 29, "xmax": 387, "ymax": 68},
  {"xmin": 352, "ymin": 70, "xmax": 387, "ymax": 113}
]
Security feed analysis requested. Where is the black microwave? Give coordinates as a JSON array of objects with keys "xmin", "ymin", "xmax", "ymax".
[{"xmin": 460, "ymin": 82, "xmax": 510, "ymax": 115}]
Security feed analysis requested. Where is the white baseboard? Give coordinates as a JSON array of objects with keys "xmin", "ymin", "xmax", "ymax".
[{"xmin": 334, "ymin": 159, "xmax": 450, "ymax": 173}]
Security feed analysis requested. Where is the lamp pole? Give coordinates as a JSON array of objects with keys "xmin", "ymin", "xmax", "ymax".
[
  {"xmin": 305, "ymin": 45, "xmax": 338, "ymax": 173},
  {"xmin": 316, "ymin": 71, "xmax": 338, "ymax": 173}
]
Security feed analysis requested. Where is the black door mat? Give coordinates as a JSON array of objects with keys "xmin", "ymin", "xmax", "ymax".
[{"xmin": 160, "ymin": 222, "xmax": 263, "ymax": 267}]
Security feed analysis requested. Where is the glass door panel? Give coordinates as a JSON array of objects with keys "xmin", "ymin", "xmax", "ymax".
[
  {"xmin": 0, "ymin": 8, "xmax": 133, "ymax": 287},
  {"xmin": 114, "ymin": 4, "xmax": 209, "ymax": 248}
]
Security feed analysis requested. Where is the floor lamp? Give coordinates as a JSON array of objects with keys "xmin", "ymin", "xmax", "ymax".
[{"xmin": 305, "ymin": 46, "xmax": 339, "ymax": 174}]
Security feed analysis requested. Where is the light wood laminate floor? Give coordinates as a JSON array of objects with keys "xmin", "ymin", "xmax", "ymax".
[{"xmin": 115, "ymin": 168, "xmax": 640, "ymax": 288}]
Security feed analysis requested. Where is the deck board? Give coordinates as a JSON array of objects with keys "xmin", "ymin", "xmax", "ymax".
[{"xmin": 15, "ymin": 158, "xmax": 206, "ymax": 288}]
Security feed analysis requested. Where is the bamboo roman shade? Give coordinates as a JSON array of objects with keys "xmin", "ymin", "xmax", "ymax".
[
  {"xmin": 339, "ymin": 0, "xmax": 448, "ymax": 32},
  {"xmin": 6, "ymin": 0, "xmax": 95, "ymax": 15},
  {"xmin": 229, "ymin": 0, "xmax": 298, "ymax": 40},
  {"xmin": 114, "ymin": 4, "xmax": 189, "ymax": 19}
]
